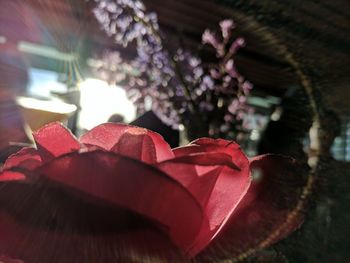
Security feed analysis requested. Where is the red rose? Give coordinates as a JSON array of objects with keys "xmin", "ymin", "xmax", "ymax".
[{"xmin": 0, "ymin": 122, "xmax": 305, "ymax": 262}]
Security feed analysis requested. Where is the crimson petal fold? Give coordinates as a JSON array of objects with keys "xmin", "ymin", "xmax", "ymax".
[
  {"xmin": 80, "ymin": 123, "xmax": 174, "ymax": 163},
  {"xmin": 158, "ymin": 142, "xmax": 251, "ymax": 257},
  {"xmin": 33, "ymin": 122, "xmax": 80, "ymax": 162},
  {"xmin": 36, "ymin": 151, "xmax": 204, "ymax": 254},
  {"xmin": 2, "ymin": 147, "xmax": 42, "ymax": 171}
]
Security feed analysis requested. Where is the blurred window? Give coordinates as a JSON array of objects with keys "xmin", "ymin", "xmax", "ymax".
[
  {"xmin": 27, "ymin": 68, "xmax": 67, "ymax": 98},
  {"xmin": 331, "ymin": 117, "xmax": 350, "ymax": 161}
]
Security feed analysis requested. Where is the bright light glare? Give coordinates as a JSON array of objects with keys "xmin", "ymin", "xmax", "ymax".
[
  {"xmin": 16, "ymin": 96, "xmax": 77, "ymax": 114},
  {"xmin": 0, "ymin": 35, "xmax": 6, "ymax": 44},
  {"xmin": 78, "ymin": 78, "xmax": 136, "ymax": 130}
]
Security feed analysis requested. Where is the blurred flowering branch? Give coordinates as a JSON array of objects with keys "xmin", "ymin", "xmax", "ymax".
[{"xmin": 91, "ymin": 0, "xmax": 254, "ymax": 139}]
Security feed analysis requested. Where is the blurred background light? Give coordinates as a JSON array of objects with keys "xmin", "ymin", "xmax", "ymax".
[
  {"xmin": 28, "ymin": 68, "xmax": 67, "ymax": 98},
  {"xmin": 16, "ymin": 96, "xmax": 76, "ymax": 114},
  {"xmin": 78, "ymin": 78, "xmax": 136, "ymax": 130},
  {"xmin": 18, "ymin": 41, "xmax": 77, "ymax": 61},
  {"xmin": 0, "ymin": 35, "xmax": 6, "ymax": 44}
]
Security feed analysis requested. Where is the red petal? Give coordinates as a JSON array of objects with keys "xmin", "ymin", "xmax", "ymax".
[
  {"xmin": 157, "ymin": 155, "xmax": 224, "ymax": 209},
  {"xmin": 166, "ymin": 152, "xmax": 239, "ymax": 170},
  {"xmin": 36, "ymin": 151, "xmax": 204, "ymax": 254},
  {"xmin": 173, "ymin": 138, "xmax": 247, "ymax": 171},
  {"xmin": 2, "ymin": 147, "xmax": 42, "ymax": 171},
  {"xmin": 79, "ymin": 123, "xmax": 129, "ymax": 150},
  {"xmin": 0, "ymin": 255, "xmax": 24, "ymax": 263},
  {"xmin": 33, "ymin": 122, "xmax": 80, "ymax": 162},
  {"xmin": 0, "ymin": 171, "xmax": 26, "ymax": 182},
  {"xmin": 0, "ymin": 180, "xmax": 185, "ymax": 262},
  {"xmin": 157, "ymin": 147, "xmax": 251, "ymax": 256},
  {"xmin": 80, "ymin": 123, "xmax": 174, "ymax": 163},
  {"xmin": 199, "ymin": 154, "xmax": 306, "ymax": 260},
  {"xmin": 173, "ymin": 138, "xmax": 241, "ymax": 157}
]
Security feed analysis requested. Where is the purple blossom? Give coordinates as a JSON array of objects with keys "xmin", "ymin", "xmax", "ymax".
[
  {"xmin": 189, "ymin": 57, "xmax": 201, "ymax": 68},
  {"xmin": 239, "ymin": 95, "xmax": 247, "ymax": 103},
  {"xmin": 202, "ymin": 29, "xmax": 219, "ymax": 49},
  {"xmin": 229, "ymin": 37, "xmax": 245, "ymax": 54},
  {"xmin": 220, "ymin": 19, "xmax": 235, "ymax": 39},
  {"xmin": 193, "ymin": 67, "xmax": 204, "ymax": 79},
  {"xmin": 88, "ymin": 50, "xmax": 127, "ymax": 85},
  {"xmin": 242, "ymin": 81, "xmax": 253, "ymax": 95},
  {"xmin": 91, "ymin": 2, "xmax": 254, "ymax": 138},
  {"xmin": 228, "ymin": 99, "xmax": 240, "ymax": 114},
  {"xmin": 225, "ymin": 59, "xmax": 238, "ymax": 78},
  {"xmin": 200, "ymin": 75, "xmax": 215, "ymax": 91},
  {"xmin": 209, "ymin": 68, "xmax": 221, "ymax": 79}
]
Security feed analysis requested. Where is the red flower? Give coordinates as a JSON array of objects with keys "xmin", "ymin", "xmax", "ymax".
[{"xmin": 0, "ymin": 122, "xmax": 305, "ymax": 262}]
